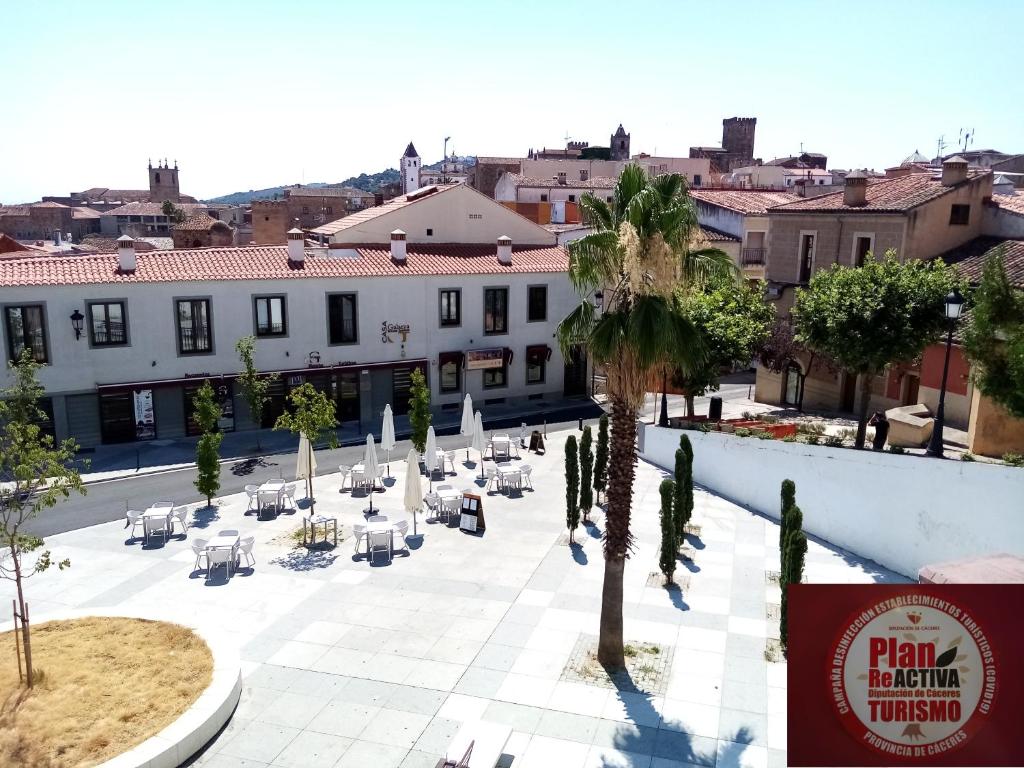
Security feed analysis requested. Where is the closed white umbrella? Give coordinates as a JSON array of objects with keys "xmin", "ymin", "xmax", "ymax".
[
  {"xmin": 403, "ymin": 448, "xmax": 423, "ymax": 536},
  {"xmin": 363, "ymin": 433, "xmax": 380, "ymax": 513},
  {"xmin": 424, "ymin": 425, "xmax": 438, "ymax": 491},
  {"xmin": 472, "ymin": 411, "xmax": 486, "ymax": 479},
  {"xmin": 381, "ymin": 405, "xmax": 396, "ymax": 476},
  {"xmin": 296, "ymin": 433, "xmax": 318, "ymax": 512},
  {"xmin": 460, "ymin": 393, "xmax": 474, "ymax": 462}
]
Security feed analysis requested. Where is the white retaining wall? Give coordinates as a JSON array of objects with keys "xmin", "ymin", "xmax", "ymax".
[{"xmin": 638, "ymin": 424, "xmax": 1024, "ymax": 578}]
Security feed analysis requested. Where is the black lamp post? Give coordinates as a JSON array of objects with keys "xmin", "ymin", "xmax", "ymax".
[
  {"xmin": 659, "ymin": 369, "xmax": 670, "ymax": 427},
  {"xmin": 925, "ymin": 288, "xmax": 966, "ymax": 458},
  {"xmin": 70, "ymin": 309, "xmax": 84, "ymax": 340}
]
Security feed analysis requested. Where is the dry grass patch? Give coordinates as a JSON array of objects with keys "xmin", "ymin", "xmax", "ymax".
[{"xmin": 0, "ymin": 617, "xmax": 212, "ymax": 768}]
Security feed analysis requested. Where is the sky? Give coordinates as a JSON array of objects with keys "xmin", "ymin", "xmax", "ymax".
[{"xmin": 2, "ymin": 0, "xmax": 1022, "ymax": 203}]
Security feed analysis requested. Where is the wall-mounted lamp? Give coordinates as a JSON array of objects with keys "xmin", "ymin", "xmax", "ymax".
[{"xmin": 70, "ymin": 309, "xmax": 84, "ymax": 340}]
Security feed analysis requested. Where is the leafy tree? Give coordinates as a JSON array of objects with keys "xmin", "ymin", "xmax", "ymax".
[
  {"xmin": 235, "ymin": 335, "xmax": 279, "ymax": 449},
  {"xmin": 659, "ymin": 479, "xmax": 677, "ymax": 584},
  {"xmin": 675, "ymin": 435, "xmax": 694, "ymax": 543},
  {"xmin": 192, "ymin": 381, "xmax": 222, "ymax": 508},
  {"xmin": 274, "ymin": 382, "xmax": 338, "ymax": 513},
  {"xmin": 0, "ymin": 352, "xmax": 85, "ymax": 687},
  {"xmin": 408, "ymin": 368, "xmax": 431, "ymax": 453},
  {"xmin": 757, "ymin": 318, "xmax": 833, "ymax": 412},
  {"xmin": 671, "ymin": 277, "xmax": 773, "ymax": 416},
  {"xmin": 557, "ymin": 164, "xmax": 732, "ymax": 666},
  {"xmin": 161, "ymin": 200, "xmax": 186, "ymax": 223},
  {"xmin": 593, "ymin": 414, "xmax": 609, "ymax": 504},
  {"xmin": 565, "ymin": 435, "xmax": 580, "ymax": 543},
  {"xmin": 962, "ymin": 249, "xmax": 1024, "ymax": 418},
  {"xmin": 579, "ymin": 426, "xmax": 594, "ymax": 522},
  {"xmin": 793, "ymin": 252, "xmax": 957, "ymax": 447}
]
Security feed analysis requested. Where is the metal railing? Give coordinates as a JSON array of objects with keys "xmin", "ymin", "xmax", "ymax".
[{"xmin": 741, "ymin": 248, "xmax": 766, "ymax": 266}]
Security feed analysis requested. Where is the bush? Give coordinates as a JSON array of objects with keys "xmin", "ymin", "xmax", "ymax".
[
  {"xmin": 837, "ymin": 428, "xmax": 858, "ymax": 443},
  {"xmin": 1003, "ymin": 453, "xmax": 1024, "ymax": 467},
  {"xmin": 782, "ymin": 435, "xmax": 797, "ymax": 443},
  {"xmin": 960, "ymin": 452, "xmax": 976, "ymax": 462},
  {"xmin": 760, "ymin": 414, "xmax": 780, "ymax": 424},
  {"xmin": 735, "ymin": 428, "xmax": 752, "ymax": 437},
  {"xmin": 823, "ymin": 434, "xmax": 844, "ymax": 447},
  {"xmin": 889, "ymin": 445, "xmax": 906, "ymax": 454},
  {"xmin": 659, "ymin": 479, "xmax": 676, "ymax": 584},
  {"xmin": 565, "ymin": 436, "xmax": 579, "ymax": 542},
  {"xmin": 755, "ymin": 431, "xmax": 774, "ymax": 440},
  {"xmin": 805, "ymin": 433, "xmax": 821, "ymax": 445},
  {"xmin": 797, "ymin": 422, "xmax": 827, "ymax": 436},
  {"xmin": 741, "ymin": 410, "xmax": 755, "ymax": 420}
]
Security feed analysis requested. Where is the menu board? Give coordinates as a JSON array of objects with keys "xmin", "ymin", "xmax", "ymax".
[{"xmin": 459, "ymin": 493, "xmax": 485, "ymax": 533}]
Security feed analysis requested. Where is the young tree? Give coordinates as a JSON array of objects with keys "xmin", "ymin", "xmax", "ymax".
[
  {"xmin": 235, "ymin": 335, "xmax": 279, "ymax": 450},
  {"xmin": 0, "ymin": 352, "xmax": 85, "ymax": 687},
  {"xmin": 565, "ymin": 435, "xmax": 580, "ymax": 543},
  {"xmin": 794, "ymin": 252, "xmax": 957, "ymax": 447},
  {"xmin": 274, "ymin": 382, "xmax": 338, "ymax": 514},
  {"xmin": 593, "ymin": 414, "xmax": 609, "ymax": 504},
  {"xmin": 192, "ymin": 381, "xmax": 222, "ymax": 508},
  {"xmin": 675, "ymin": 434, "xmax": 694, "ymax": 544},
  {"xmin": 659, "ymin": 479, "xmax": 677, "ymax": 584},
  {"xmin": 557, "ymin": 165, "xmax": 732, "ymax": 666},
  {"xmin": 579, "ymin": 426, "xmax": 594, "ymax": 522},
  {"xmin": 962, "ymin": 249, "xmax": 1024, "ymax": 418},
  {"xmin": 671, "ymin": 277, "xmax": 774, "ymax": 416},
  {"xmin": 408, "ymin": 368, "xmax": 431, "ymax": 453}
]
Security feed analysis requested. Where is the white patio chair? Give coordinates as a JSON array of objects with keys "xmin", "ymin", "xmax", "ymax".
[
  {"xmin": 352, "ymin": 523, "xmax": 367, "ymax": 553},
  {"xmin": 443, "ymin": 451, "xmax": 456, "ymax": 474},
  {"xmin": 244, "ymin": 485, "xmax": 259, "ymax": 510},
  {"xmin": 510, "ymin": 440, "xmax": 521, "ymax": 459},
  {"xmin": 207, "ymin": 546, "xmax": 234, "ymax": 577},
  {"xmin": 505, "ymin": 470, "xmax": 522, "ymax": 495},
  {"xmin": 393, "ymin": 520, "xmax": 410, "ymax": 551},
  {"xmin": 443, "ymin": 496, "xmax": 461, "ymax": 521},
  {"xmin": 485, "ymin": 467, "xmax": 498, "ymax": 491},
  {"xmin": 520, "ymin": 464, "xmax": 534, "ymax": 490},
  {"xmin": 423, "ymin": 493, "xmax": 440, "ymax": 518},
  {"xmin": 351, "ymin": 468, "xmax": 365, "ymax": 491},
  {"xmin": 126, "ymin": 510, "xmax": 144, "ymax": 539},
  {"xmin": 283, "ymin": 483, "xmax": 298, "ymax": 509},
  {"xmin": 368, "ymin": 529, "xmax": 392, "ymax": 563},
  {"xmin": 170, "ymin": 506, "xmax": 189, "ymax": 534},
  {"xmin": 519, "ymin": 423, "xmax": 528, "ymax": 446},
  {"xmin": 144, "ymin": 514, "xmax": 169, "ymax": 543},
  {"xmin": 493, "ymin": 442, "xmax": 509, "ymax": 461},
  {"xmin": 239, "ymin": 536, "xmax": 256, "ymax": 566},
  {"xmin": 191, "ymin": 538, "xmax": 209, "ymax": 571},
  {"xmin": 338, "ymin": 465, "xmax": 353, "ymax": 490},
  {"xmin": 257, "ymin": 489, "xmax": 279, "ymax": 514}
]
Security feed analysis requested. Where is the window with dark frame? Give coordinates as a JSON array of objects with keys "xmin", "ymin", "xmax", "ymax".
[
  {"xmin": 854, "ymin": 237, "xmax": 872, "ymax": 267},
  {"xmin": 949, "ymin": 204, "xmax": 970, "ymax": 226},
  {"xmin": 483, "ymin": 288, "xmax": 508, "ymax": 335},
  {"xmin": 483, "ymin": 362, "xmax": 507, "ymax": 388},
  {"xmin": 4, "ymin": 305, "xmax": 48, "ymax": 363},
  {"xmin": 328, "ymin": 293, "xmax": 358, "ymax": 344},
  {"xmin": 176, "ymin": 298, "xmax": 212, "ymax": 354},
  {"xmin": 440, "ymin": 358, "xmax": 461, "ymax": 393},
  {"xmin": 526, "ymin": 350, "xmax": 546, "ymax": 384},
  {"xmin": 439, "ymin": 289, "xmax": 461, "ymax": 326},
  {"xmin": 540, "ymin": 193, "xmax": 548, "ymax": 202},
  {"xmin": 88, "ymin": 301, "xmax": 127, "ymax": 346},
  {"xmin": 254, "ymin": 295, "xmax": 287, "ymax": 337},
  {"xmin": 527, "ymin": 285, "xmax": 547, "ymax": 322}
]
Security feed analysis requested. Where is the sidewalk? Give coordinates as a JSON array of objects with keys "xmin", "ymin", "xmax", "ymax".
[{"xmin": 74, "ymin": 395, "xmax": 604, "ymax": 484}]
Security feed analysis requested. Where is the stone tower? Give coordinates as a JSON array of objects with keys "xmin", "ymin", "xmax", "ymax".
[
  {"xmin": 610, "ymin": 124, "xmax": 631, "ymax": 161},
  {"xmin": 721, "ymin": 118, "xmax": 757, "ymax": 163},
  {"xmin": 400, "ymin": 142, "xmax": 420, "ymax": 195},
  {"xmin": 148, "ymin": 159, "xmax": 181, "ymax": 203}
]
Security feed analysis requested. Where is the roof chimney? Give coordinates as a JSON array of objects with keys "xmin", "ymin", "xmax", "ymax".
[
  {"xmin": 497, "ymin": 235, "xmax": 512, "ymax": 265},
  {"xmin": 942, "ymin": 156, "xmax": 968, "ymax": 187},
  {"xmin": 116, "ymin": 234, "xmax": 137, "ymax": 272},
  {"xmin": 390, "ymin": 229, "xmax": 407, "ymax": 263},
  {"xmin": 287, "ymin": 228, "xmax": 305, "ymax": 263},
  {"xmin": 843, "ymin": 170, "xmax": 868, "ymax": 207}
]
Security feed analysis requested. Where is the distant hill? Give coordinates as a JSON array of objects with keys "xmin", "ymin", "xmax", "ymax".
[{"xmin": 204, "ymin": 157, "xmax": 476, "ymax": 205}]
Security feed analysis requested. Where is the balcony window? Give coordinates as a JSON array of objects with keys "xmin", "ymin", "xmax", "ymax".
[
  {"xmin": 484, "ymin": 288, "xmax": 508, "ymax": 335},
  {"xmin": 88, "ymin": 300, "xmax": 128, "ymax": 346},
  {"xmin": 254, "ymin": 295, "xmax": 287, "ymax": 337},
  {"xmin": 4, "ymin": 305, "xmax": 48, "ymax": 363},
  {"xmin": 176, "ymin": 298, "xmax": 212, "ymax": 354},
  {"xmin": 527, "ymin": 285, "xmax": 547, "ymax": 322},
  {"xmin": 328, "ymin": 293, "xmax": 358, "ymax": 344},
  {"xmin": 439, "ymin": 289, "xmax": 461, "ymax": 327}
]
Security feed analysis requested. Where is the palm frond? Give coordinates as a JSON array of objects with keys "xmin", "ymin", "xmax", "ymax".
[
  {"xmin": 589, "ymin": 311, "xmax": 628, "ymax": 363},
  {"xmin": 556, "ymin": 301, "xmax": 596, "ymax": 357},
  {"xmin": 681, "ymin": 247, "xmax": 737, "ymax": 288},
  {"xmin": 614, "ymin": 165, "xmax": 650, "ymax": 221},
  {"xmin": 626, "ymin": 295, "xmax": 678, "ymax": 370},
  {"xmin": 578, "ymin": 193, "xmax": 613, "ymax": 231},
  {"xmin": 567, "ymin": 230, "xmax": 621, "ymax": 292}
]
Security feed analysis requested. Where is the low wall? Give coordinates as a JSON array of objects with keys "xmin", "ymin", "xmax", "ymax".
[{"xmin": 638, "ymin": 424, "xmax": 1024, "ymax": 578}]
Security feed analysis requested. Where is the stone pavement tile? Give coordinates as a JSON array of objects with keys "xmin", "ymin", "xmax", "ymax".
[
  {"xmin": 403, "ymin": 659, "xmax": 466, "ymax": 691},
  {"xmin": 384, "ymin": 684, "xmax": 448, "ymax": 716},
  {"xmin": 519, "ymin": 734, "xmax": 590, "ymax": 768},
  {"xmin": 767, "ymin": 747, "xmax": 787, "ymax": 768},
  {"xmin": 333, "ymin": 740, "xmax": 408, "ymax": 768},
  {"xmin": 424, "ymin": 636, "xmax": 484, "ymax": 664},
  {"xmin": 650, "ymin": 759, "xmax": 709, "ymax": 768},
  {"xmin": 293, "ymin": 620, "xmax": 353, "ymax": 646},
  {"xmin": 452, "ymin": 666, "xmax": 508, "ymax": 698},
  {"xmin": 729, "ymin": 598, "xmax": 768, "ymax": 620},
  {"xmin": 547, "ymin": 680, "xmax": 611, "ymax": 718},
  {"xmin": 677, "ymin": 611, "xmax": 729, "ymax": 632},
  {"xmin": 233, "ymin": 686, "xmax": 281, "ymax": 721},
  {"xmin": 685, "ymin": 595, "xmax": 731, "ymax": 616},
  {"xmin": 503, "ymin": 603, "xmax": 546, "ymax": 625},
  {"xmin": 265, "ymin": 640, "xmax": 329, "ymax": 670},
  {"xmin": 717, "ymin": 708, "xmax": 768, "ymax": 747},
  {"xmin": 444, "ymin": 616, "xmax": 501, "ymax": 641},
  {"xmin": 241, "ymin": 635, "xmax": 289, "ymax": 663},
  {"xmin": 269, "ymin": 732, "xmax": 353, "ymax": 768},
  {"xmin": 194, "ymin": 754, "xmax": 270, "ymax": 768},
  {"xmin": 765, "ymin": 662, "xmax": 786, "ymax": 689},
  {"xmin": 721, "ymin": 680, "xmax": 767, "ymax": 714},
  {"xmin": 516, "ymin": 588, "xmax": 555, "ymax": 606},
  {"xmin": 436, "ymin": 693, "xmax": 491, "ymax": 722},
  {"xmin": 245, "ymin": 664, "xmax": 297, "ymax": 692},
  {"xmin": 660, "ymin": 699, "xmax": 721, "ymax": 739},
  {"xmin": 651, "ymin": 729, "xmax": 717, "ymax": 766},
  {"xmin": 590, "ymin": 719, "xmax": 657, "ymax": 755},
  {"xmin": 601, "ymin": 692, "xmax": 664, "ymax": 728},
  {"xmin": 364, "ymin": 652, "xmax": 422, "ymax": 684},
  {"xmin": 358, "ymin": 708, "xmax": 432, "ymax": 749},
  {"xmin": 285, "ymin": 669, "xmax": 350, "ymax": 699},
  {"xmin": 411, "ymin": 716, "xmax": 462, "ymax": 754},
  {"xmin": 494, "ymin": 672, "xmax": 557, "ymax": 708},
  {"xmin": 334, "ymin": 677, "xmax": 400, "ymax": 707},
  {"xmin": 669, "ymin": 650, "xmax": 725, "ymax": 681},
  {"xmin": 725, "ymin": 632, "xmax": 767, "ymax": 660},
  {"xmin": 723, "ymin": 654, "xmax": 767, "ymax": 684},
  {"xmin": 715, "ymin": 739, "xmax": 768, "ymax": 768},
  {"xmin": 309, "ymin": 646, "xmax": 376, "ymax": 677},
  {"xmin": 766, "ymin": 686, "xmax": 786, "ymax": 717},
  {"xmin": 585, "ymin": 745, "xmax": 654, "ymax": 768},
  {"xmin": 727, "ymin": 616, "xmax": 767, "ymax": 638},
  {"xmin": 305, "ymin": 700, "xmax": 379, "ymax": 739},
  {"xmin": 675, "ymin": 627, "xmax": 727, "ymax": 654},
  {"xmin": 489, "ymin": 620, "xmax": 536, "ymax": 647},
  {"xmin": 217, "ymin": 721, "xmax": 301, "ymax": 764},
  {"xmin": 400, "ymin": 749, "xmax": 443, "ymax": 768},
  {"xmin": 510, "ymin": 647, "xmax": 570, "ymax": 678},
  {"xmin": 482, "ymin": 701, "xmax": 546, "ymax": 732},
  {"xmin": 534, "ymin": 709, "xmax": 601, "ymax": 744},
  {"xmin": 255, "ymin": 691, "xmax": 331, "ymax": 730}
]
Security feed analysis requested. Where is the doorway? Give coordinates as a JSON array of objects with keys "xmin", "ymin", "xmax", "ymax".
[
  {"xmin": 783, "ymin": 363, "xmax": 801, "ymax": 406},
  {"xmin": 799, "ymin": 233, "xmax": 815, "ymax": 282},
  {"xmin": 99, "ymin": 393, "xmax": 136, "ymax": 444},
  {"xmin": 840, "ymin": 372, "xmax": 857, "ymax": 412},
  {"xmin": 563, "ymin": 346, "xmax": 588, "ymax": 397},
  {"xmin": 392, "ymin": 367, "xmax": 414, "ymax": 415},
  {"xmin": 903, "ymin": 374, "xmax": 920, "ymax": 406},
  {"xmin": 337, "ymin": 371, "xmax": 360, "ymax": 421}
]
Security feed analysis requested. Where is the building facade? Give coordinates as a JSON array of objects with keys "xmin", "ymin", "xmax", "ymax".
[
  {"xmin": 689, "ymin": 117, "xmax": 760, "ymax": 172},
  {"xmin": 401, "ymin": 142, "xmax": 420, "ymax": 195}
]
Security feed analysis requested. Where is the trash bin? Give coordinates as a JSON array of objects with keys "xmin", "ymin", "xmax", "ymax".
[{"xmin": 708, "ymin": 396, "xmax": 723, "ymax": 422}]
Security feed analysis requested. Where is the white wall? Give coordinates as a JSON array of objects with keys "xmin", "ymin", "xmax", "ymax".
[
  {"xmin": 513, "ymin": 185, "xmax": 614, "ymax": 205},
  {"xmin": 638, "ymin": 424, "xmax": 1024, "ymax": 579},
  {"xmin": 983, "ymin": 204, "xmax": 1024, "ymax": 237},
  {"xmin": 694, "ymin": 202, "xmax": 744, "ymax": 239}
]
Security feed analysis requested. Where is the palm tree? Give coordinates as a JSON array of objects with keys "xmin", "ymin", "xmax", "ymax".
[{"xmin": 557, "ymin": 164, "xmax": 732, "ymax": 667}]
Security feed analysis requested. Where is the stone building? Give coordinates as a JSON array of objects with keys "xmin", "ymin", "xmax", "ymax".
[
  {"xmin": 610, "ymin": 124, "xmax": 631, "ymax": 161},
  {"xmin": 43, "ymin": 160, "xmax": 198, "ymax": 212},
  {"xmin": 250, "ymin": 187, "xmax": 376, "ymax": 244},
  {"xmin": 470, "ymin": 157, "xmax": 523, "ymax": 198},
  {"xmin": 252, "ymin": 200, "xmax": 292, "ymax": 245},
  {"xmin": 172, "ymin": 214, "xmax": 235, "ymax": 248},
  {"xmin": 0, "ymin": 201, "xmax": 74, "ymax": 240},
  {"xmin": 689, "ymin": 117, "xmax": 760, "ymax": 172}
]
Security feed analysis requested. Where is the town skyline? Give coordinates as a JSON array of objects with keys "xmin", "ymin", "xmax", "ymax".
[{"xmin": 3, "ymin": 0, "xmax": 1021, "ymax": 202}]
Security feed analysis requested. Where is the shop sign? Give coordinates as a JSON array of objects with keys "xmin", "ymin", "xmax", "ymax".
[
  {"xmin": 381, "ymin": 321, "xmax": 411, "ymax": 344},
  {"xmin": 133, "ymin": 389, "xmax": 155, "ymax": 441},
  {"xmin": 466, "ymin": 348, "xmax": 504, "ymax": 370}
]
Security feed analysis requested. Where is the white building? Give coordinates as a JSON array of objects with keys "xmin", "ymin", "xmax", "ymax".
[
  {"xmin": 494, "ymin": 173, "xmax": 617, "ymax": 208},
  {"xmin": 420, "ymin": 158, "xmax": 469, "ymax": 187},
  {"xmin": 400, "ymin": 142, "xmax": 420, "ymax": 195},
  {"xmin": 519, "ymin": 156, "xmax": 710, "ymax": 189},
  {"xmin": 2, "ymin": 185, "xmax": 588, "ymax": 448}
]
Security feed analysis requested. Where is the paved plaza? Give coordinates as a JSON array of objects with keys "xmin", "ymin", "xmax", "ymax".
[{"xmin": 4, "ymin": 428, "xmax": 907, "ymax": 768}]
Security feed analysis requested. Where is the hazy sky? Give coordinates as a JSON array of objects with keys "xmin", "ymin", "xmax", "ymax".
[{"xmin": 3, "ymin": 0, "xmax": 1022, "ymax": 203}]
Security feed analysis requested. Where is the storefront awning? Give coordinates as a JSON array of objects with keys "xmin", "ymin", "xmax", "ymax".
[
  {"xmin": 503, "ymin": 347, "xmax": 514, "ymax": 366},
  {"xmin": 438, "ymin": 351, "xmax": 465, "ymax": 368},
  {"xmin": 526, "ymin": 344, "xmax": 552, "ymax": 364}
]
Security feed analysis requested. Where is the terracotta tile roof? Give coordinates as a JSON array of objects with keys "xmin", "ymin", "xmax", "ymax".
[
  {"xmin": 284, "ymin": 185, "xmax": 375, "ymax": 199},
  {"xmin": 937, "ymin": 236, "xmax": 1024, "ymax": 289},
  {"xmin": 173, "ymin": 214, "xmax": 229, "ymax": 232},
  {"xmin": 0, "ymin": 233, "xmax": 31, "ymax": 255},
  {"xmin": 476, "ymin": 157, "xmax": 523, "ymax": 165},
  {"xmin": 771, "ymin": 171, "xmax": 990, "ymax": 213},
  {"xmin": 78, "ymin": 236, "xmax": 158, "ymax": 253},
  {"xmin": 309, "ymin": 184, "xmax": 459, "ymax": 236},
  {"xmin": 0, "ymin": 205, "xmax": 31, "ymax": 217},
  {"xmin": 991, "ymin": 193, "xmax": 1024, "ymax": 217},
  {"xmin": 72, "ymin": 207, "xmax": 102, "ymax": 219},
  {"xmin": 76, "ymin": 188, "xmax": 152, "ymax": 203},
  {"xmin": 30, "ymin": 200, "xmax": 70, "ymax": 209},
  {"xmin": 689, "ymin": 189, "xmax": 800, "ymax": 215},
  {"xmin": 0, "ymin": 243, "xmax": 568, "ymax": 287},
  {"xmin": 103, "ymin": 202, "xmax": 208, "ymax": 217},
  {"xmin": 699, "ymin": 225, "xmax": 740, "ymax": 243},
  {"xmin": 504, "ymin": 173, "xmax": 617, "ymax": 190}
]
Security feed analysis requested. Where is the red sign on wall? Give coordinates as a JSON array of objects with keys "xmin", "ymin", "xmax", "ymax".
[{"xmin": 788, "ymin": 584, "xmax": 1023, "ymax": 766}]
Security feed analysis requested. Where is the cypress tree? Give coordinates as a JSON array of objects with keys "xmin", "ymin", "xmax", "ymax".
[
  {"xmin": 781, "ymin": 527, "xmax": 808, "ymax": 652},
  {"xmin": 672, "ymin": 448, "xmax": 686, "ymax": 547},
  {"xmin": 659, "ymin": 479, "xmax": 677, "ymax": 584},
  {"xmin": 678, "ymin": 434, "xmax": 694, "ymax": 531},
  {"xmin": 192, "ymin": 381, "xmax": 222, "ymax": 508},
  {"xmin": 579, "ymin": 426, "xmax": 594, "ymax": 522},
  {"xmin": 565, "ymin": 435, "xmax": 579, "ymax": 543},
  {"xmin": 780, "ymin": 479, "xmax": 796, "ymax": 576}
]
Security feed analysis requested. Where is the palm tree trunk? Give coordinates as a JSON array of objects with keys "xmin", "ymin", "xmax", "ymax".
[
  {"xmin": 854, "ymin": 372, "xmax": 874, "ymax": 449},
  {"xmin": 599, "ymin": 397, "xmax": 637, "ymax": 668}
]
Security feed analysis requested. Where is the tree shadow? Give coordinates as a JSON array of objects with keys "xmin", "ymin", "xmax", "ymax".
[
  {"xmin": 664, "ymin": 582, "xmax": 690, "ymax": 612},
  {"xmin": 570, "ymin": 542, "xmax": 588, "ymax": 565},
  {"xmin": 230, "ymin": 457, "xmax": 274, "ymax": 476},
  {"xmin": 684, "ymin": 532, "xmax": 705, "ymax": 550},
  {"xmin": 584, "ymin": 519, "xmax": 603, "ymax": 539},
  {"xmin": 269, "ymin": 547, "xmax": 339, "ymax": 571},
  {"xmin": 715, "ymin": 727, "xmax": 755, "ymax": 768},
  {"xmin": 190, "ymin": 504, "xmax": 221, "ymax": 530}
]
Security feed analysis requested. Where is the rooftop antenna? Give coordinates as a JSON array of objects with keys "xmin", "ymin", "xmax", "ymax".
[
  {"xmin": 936, "ymin": 134, "xmax": 948, "ymax": 161},
  {"xmin": 443, "ymin": 137, "xmax": 451, "ymax": 183},
  {"xmin": 961, "ymin": 128, "xmax": 974, "ymax": 154}
]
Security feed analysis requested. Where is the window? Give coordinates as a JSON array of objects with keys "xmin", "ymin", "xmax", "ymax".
[
  {"xmin": 853, "ymin": 235, "xmax": 873, "ymax": 267},
  {"xmin": 426, "ymin": 228, "xmax": 433, "ymax": 236},
  {"xmin": 540, "ymin": 193, "xmax": 548, "ymax": 202},
  {"xmin": 483, "ymin": 288, "xmax": 508, "ymax": 335},
  {"xmin": 176, "ymin": 298, "xmax": 212, "ymax": 354},
  {"xmin": 526, "ymin": 347, "xmax": 547, "ymax": 384},
  {"xmin": 950, "ymin": 204, "xmax": 970, "ymax": 226},
  {"xmin": 5, "ymin": 305, "xmax": 48, "ymax": 363},
  {"xmin": 693, "ymin": 174, "xmax": 702, "ymax": 187},
  {"xmin": 325, "ymin": 206, "xmax": 333, "ymax": 215},
  {"xmin": 254, "ymin": 295, "xmax": 287, "ymax": 337},
  {"xmin": 798, "ymin": 232, "xmax": 816, "ymax": 282},
  {"xmin": 302, "ymin": 206, "xmax": 309, "ymax": 214},
  {"xmin": 483, "ymin": 362, "xmax": 507, "ymax": 389},
  {"xmin": 88, "ymin": 300, "xmax": 127, "ymax": 346},
  {"xmin": 568, "ymin": 194, "xmax": 576, "ymax": 203},
  {"xmin": 439, "ymin": 354, "xmax": 461, "ymax": 393},
  {"xmin": 439, "ymin": 289, "xmax": 461, "ymax": 327},
  {"xmin": 327, "ymin": 293, "xmax": 358, "ymax": 344},
  {"xmin": 527, "ymin": 285, "xmax": 547, "ymax": 322},
  {"xmin": 606, "ymin": 196, "xmax": 613, "ymax": 203},
  {"xmin": 580, "ymin": 170, "xmax": 589, "ymax": 181}
]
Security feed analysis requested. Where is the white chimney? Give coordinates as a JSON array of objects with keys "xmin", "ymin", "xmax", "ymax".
[
  {"xmin": 116, "ymin": 234, "xmax": 136, "ymax": 272},
  {"xmin": 390, "ymin": 229, "xmax": 407, "ymax": 263},
  {"xmin": 287, "ymin": 228, "xmax": 305, "ymax": 263},
  {"xmin": 941, "ymin": 156, "xmax": 969, "ymax": 187},
  {"xmin": 497, "ymin": 235, "xmax": 512, "ymax": 265}
]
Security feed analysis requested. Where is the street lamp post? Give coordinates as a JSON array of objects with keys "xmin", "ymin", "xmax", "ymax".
[
  {"xmin": 925, "ymin": 289, "xmax": 966, "ymax": 458},
  {"xmin": 659, "ymin": 369, "xmax": 669, "ymax": 427}
]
